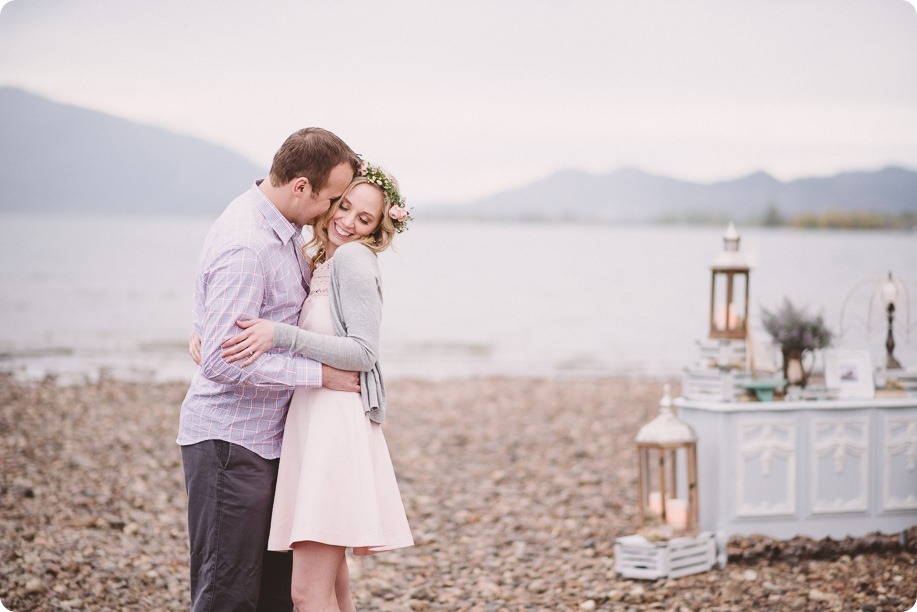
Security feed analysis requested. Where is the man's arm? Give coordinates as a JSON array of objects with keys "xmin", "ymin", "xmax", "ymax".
[
  {"xmin": 196, "ymin": 246, "xmax": 322, "ymax": 389},
  {"xmin": 190, "ymin": 329, "xmax": 359, "ymax": 392}
]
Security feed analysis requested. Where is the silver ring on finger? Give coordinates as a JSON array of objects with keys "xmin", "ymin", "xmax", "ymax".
[{"xmin": 249, "ymin": 349, "xmax": 254, "ymax": 356}]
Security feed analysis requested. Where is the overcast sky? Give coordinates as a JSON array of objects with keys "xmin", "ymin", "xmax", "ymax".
[{"xmin": 1, "ymin": 0, "xmax": 916, "ymax": 204}]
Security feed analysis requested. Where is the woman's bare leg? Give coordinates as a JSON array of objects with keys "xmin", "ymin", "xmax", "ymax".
[
  {"xmin": 291, "ymin": 541, "xmax": 345, "ymax": 611},
  {"xmin": 334, "ymin": 554, "xmax": 355, "ymax": 612}
]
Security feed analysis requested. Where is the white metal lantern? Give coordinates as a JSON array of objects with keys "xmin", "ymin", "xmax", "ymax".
[{"xmin": 635, "ymin": 384, "xmax": 699, "ymax": 536}]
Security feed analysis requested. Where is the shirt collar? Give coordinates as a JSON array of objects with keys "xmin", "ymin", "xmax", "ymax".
[{"xmin": 253, "ymin": 179, "xmax": 301, "ymax": 245}]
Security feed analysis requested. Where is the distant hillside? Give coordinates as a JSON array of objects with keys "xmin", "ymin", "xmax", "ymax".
[
  {"xmin": 4, "ymin": 87, "xmax": 916, "ymax": 223},
  {"xmin": 429, "ymin": 166, "xmax": 917, "ymax": 223},
  {"xmin": 0, "ymin": 87, "xmax": 265, "ymax": 215}
]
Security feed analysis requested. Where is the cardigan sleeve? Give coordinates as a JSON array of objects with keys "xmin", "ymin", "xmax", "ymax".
[{"xmin": 272, "ymin": 244, "xmax": 381, "ymax": 372}]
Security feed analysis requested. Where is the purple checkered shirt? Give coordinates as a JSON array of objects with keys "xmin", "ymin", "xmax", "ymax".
[{"xmin": 177, "ymin": 181, "xmax": 322, "ymax": 459}]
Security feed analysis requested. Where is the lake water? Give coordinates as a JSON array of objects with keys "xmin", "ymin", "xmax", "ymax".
[{"xmin": 1, "ymin": 214, "xmax": 915, "ymax": 384}]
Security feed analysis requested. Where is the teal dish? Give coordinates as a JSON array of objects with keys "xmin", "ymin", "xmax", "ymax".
[{"xmin": 742, "ymin": 379, "xmax": 787, "ymax": 402}]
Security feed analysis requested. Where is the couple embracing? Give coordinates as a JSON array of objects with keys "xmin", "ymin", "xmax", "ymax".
[{"xmin": 177, "ymin": 128, "xmax": 413, "ymax": 611}]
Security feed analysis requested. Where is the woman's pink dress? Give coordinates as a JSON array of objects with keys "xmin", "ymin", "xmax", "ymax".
[{"xmin": 267, "ymin": 259, "xmax": 413, "ymax": 555}]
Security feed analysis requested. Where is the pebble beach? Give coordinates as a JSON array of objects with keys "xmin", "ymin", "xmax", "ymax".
[{"xmin": 1, "ymin": 375, "xmax": 914, "ymax": 611}]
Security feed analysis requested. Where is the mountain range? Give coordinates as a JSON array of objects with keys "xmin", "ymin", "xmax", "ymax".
[
  {"xmin": 0, "ymin": 87, "xmax": 264, "ymax": 215},
  {"xmin": 429, "ymin": 165, "xmax": 917, "ymax": 223},
  {"xmin": 2, "ymin": 87, "xmax": 915, "ymax": 221}
]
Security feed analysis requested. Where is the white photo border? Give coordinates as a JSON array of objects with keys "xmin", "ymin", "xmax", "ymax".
[{"xmin": 824, "ymin": 349, "xmax": 875, "ymax": 399}]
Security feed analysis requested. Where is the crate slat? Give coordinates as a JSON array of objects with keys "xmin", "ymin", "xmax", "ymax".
[{"xmin": 615, "ymin": 532, "xmax": 716, "ymax": 580}]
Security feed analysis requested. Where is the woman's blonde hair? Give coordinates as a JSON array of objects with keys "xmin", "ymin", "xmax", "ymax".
[{"xmin": 302, "ymin": 177, "xmax": 397, "ymax": 271}]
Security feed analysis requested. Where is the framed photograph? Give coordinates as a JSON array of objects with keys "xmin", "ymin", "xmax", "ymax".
[{"xmin": 824, "ymin": 350, "xmax": 875, "ymax": 399}]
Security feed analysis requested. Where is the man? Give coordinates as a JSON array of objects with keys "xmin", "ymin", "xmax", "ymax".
[{"xmin": 177, "ymin": 127, "xmax": 360, "ymax": 611}]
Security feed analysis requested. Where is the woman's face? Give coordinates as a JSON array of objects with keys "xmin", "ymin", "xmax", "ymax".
[{"xmin": 326, "ymin": 182, "xmax": 384, "ymax": 250}]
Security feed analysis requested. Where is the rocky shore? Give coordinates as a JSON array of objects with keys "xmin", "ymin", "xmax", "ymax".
[{"xmin": 1, "ymin": 375, "xmax": 914, "ymax": 611}]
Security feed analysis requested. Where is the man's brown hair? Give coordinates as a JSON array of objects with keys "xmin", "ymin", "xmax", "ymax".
[{"xmin": 268, "ymin": 128, "xmax": 359, "ymax": 192}]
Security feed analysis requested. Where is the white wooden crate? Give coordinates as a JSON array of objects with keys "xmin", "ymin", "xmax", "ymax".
[
  {"xmin": 614, "ymin": 532, "xmax": 716, "ymax": 580},
  {"xmin": 696, "ymin": 338, "xmax": 748, "ymax": 368},
  {"xmin": 682, "ymin": 367, "xmax": 752, "ymax": 402}
]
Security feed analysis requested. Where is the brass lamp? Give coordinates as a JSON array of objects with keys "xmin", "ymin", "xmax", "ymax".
[
  {"xmin": 635, "ymin": 384, "xmax": 699, "ymax": 536},
  {"xmin": 882, "ymin": 272, "xmax": 903, "ymax": 370},
  {"xmin": 709, "ymin": 222, "xmax": 750, "ymax": 340}
]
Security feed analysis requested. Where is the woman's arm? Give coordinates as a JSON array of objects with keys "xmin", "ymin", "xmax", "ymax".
[
  {"xmin": 221, "ymin": 244, "xmax": 382, "ymax": 372},
  {"xmin": 286, "ymin": 244, "xmax": 382, "ymax": 371}
]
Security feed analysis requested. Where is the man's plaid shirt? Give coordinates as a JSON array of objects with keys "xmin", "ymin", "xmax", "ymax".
[{"xmin": 177, "ymin": 181, "xmax": 322, "ymax": 459}]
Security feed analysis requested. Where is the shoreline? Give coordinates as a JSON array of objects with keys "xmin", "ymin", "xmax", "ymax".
[
  {"xmin": 1, "ymin": 375, "xmax": 914, "ymax": 610},
  {"xmin": 0, "ymin": 355, "xmax": 686, "ymax": 388}
]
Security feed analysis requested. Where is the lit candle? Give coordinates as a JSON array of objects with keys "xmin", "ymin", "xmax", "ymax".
[
  {"xmin": 648, "ymin": 491, "xmax": 662, "ymax": 516},
  {"xmin": 666, "ymin": 498, "xmax": 688, "ymax": 530}
]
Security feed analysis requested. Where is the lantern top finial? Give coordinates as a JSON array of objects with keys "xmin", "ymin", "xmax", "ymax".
[
  {"xmin": 635, "ymin": 384, "xmax": 697, "ymax": 444},
  {"xmin": 711, "ymin": 221, "xmax": 748, "ymax": 271},
  {"xmin": 723, "ymin": 221, "xmax": 739, "ymax": 248}
]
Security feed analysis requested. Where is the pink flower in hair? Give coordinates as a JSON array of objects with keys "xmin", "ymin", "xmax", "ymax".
[{"xmin": 390, "ymin": 206, "xmax": 409, "ymax": 222}]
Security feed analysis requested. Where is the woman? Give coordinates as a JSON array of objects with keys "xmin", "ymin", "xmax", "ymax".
[{"xmin": 202, "ymin": 161, "xmax": 414, "ymax": 610}]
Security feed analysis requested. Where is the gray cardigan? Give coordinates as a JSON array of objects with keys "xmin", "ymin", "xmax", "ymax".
[{"xmin": 273, "ymin": 242, "xmax": 387, "ymax": 423}]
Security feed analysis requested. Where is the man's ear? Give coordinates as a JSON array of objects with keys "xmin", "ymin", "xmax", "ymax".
[{"xmin": 292, "ymin": 177, "xmax": 312, "ymax": 198}]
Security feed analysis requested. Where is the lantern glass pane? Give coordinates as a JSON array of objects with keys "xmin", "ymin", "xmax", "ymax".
[
  {"xmin": 731, "ymin": 273, "xmax": 747, "ymax": 331},
  {"xmin": 637, "ymin": 442, "xmax": 699, "ymax": 535},
  {"xmin": 673, "ymin": 446, "xmax": 690, "ymax": 498},
  {"xmin": 712, "ymin": 272, "xmax": 727, "ymax": 332}
]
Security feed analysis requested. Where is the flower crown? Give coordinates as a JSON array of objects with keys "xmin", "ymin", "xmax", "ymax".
[{"xmin": 358, "ymin": 160, "xmax": 412, "ymax": 233}]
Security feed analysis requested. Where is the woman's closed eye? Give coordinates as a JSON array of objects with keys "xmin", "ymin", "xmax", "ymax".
[{"xmin": 340, "ymin": 203, "xmax": 371, "ymax": 224}]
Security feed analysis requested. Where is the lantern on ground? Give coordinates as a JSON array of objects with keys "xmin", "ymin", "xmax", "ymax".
[
  {"xmin": 709, "ymin": 222, "xmax": 749, "ymax": 340},
  {"xmin": 635, "ymin": 384, "xmax": 699, "ymax": 536}
]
